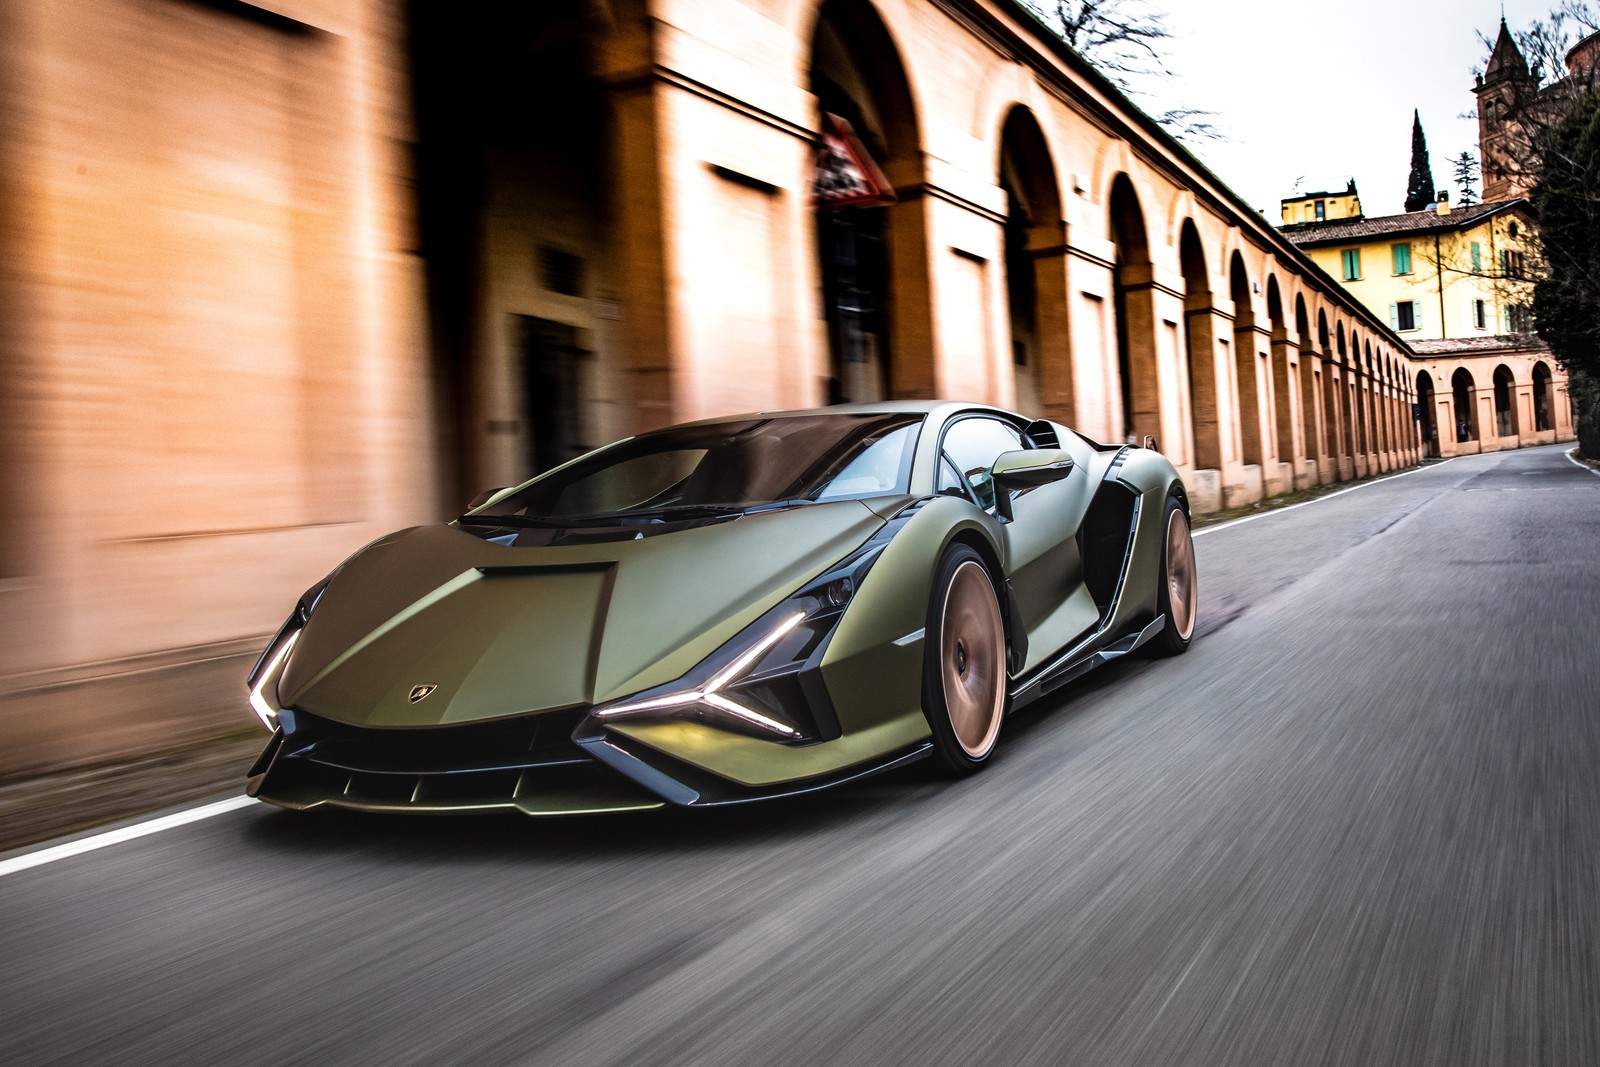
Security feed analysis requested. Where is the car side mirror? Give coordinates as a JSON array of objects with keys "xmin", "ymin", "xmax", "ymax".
[
  {"xmin": 991, "ymin": 449, "xmax": 1074, "ymax": 491},
  {"xmin": 467, "ymin": 486, "xmax": 510, "ymax": 510}
]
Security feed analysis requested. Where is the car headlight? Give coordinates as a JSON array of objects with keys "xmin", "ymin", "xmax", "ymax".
[
  {"xmin": 245, "ymin": 576, "xmax": 331, "ymax": 730},
  {"xmin": 590, "ymin": 540, "xmax": 886, "ymax": 741}
]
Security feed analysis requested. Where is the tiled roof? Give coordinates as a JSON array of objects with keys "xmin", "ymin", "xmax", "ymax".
[
  {"xmin": 1407, "ymin": 334, "xmax": 1550, "ymax": 356},
  {"xmin": 1282, "ymin": 200, "xmax": 1525, "ymax": 246}
]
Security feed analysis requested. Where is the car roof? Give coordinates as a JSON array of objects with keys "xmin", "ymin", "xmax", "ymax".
[{"xmin": 664, "ymin": 400, "xmax": 1020, "ymax": 431}]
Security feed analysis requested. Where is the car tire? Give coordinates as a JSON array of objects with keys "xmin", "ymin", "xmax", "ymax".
[
  {"xmin": 923, "ymin": 543, "xmax": 1009, "ymax": 775},
  {"xmin": 1151, "ymin": 493, "xmax": 1197, "ymax": 656}
]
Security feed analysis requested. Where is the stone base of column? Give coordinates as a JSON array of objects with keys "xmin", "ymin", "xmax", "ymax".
[{"xmin": 1187, "ymin": 468, "xmax": 1222, "ymax": 514}]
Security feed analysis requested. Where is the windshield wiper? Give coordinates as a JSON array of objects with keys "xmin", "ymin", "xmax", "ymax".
[
  {"xmin": 455, "ymin": 514, "xmax": 575, "ymax": 529},
  {"xmin": 611, "ymin": 504, "xmax": 748, "ymax": 521}
]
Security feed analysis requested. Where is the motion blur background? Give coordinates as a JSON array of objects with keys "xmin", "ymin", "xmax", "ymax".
[{"xmin": 0, "ymin": 0, "xmax": 1563, "ymax": 784}]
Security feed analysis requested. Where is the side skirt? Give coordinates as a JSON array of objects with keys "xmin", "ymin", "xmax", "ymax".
[{"xmin": 1010, "ymin": 614, "xmax": 1167, "ymax": 711}]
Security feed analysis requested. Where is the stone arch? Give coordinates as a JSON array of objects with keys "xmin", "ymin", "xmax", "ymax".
[
  {"xmin": 1533, "ymin": 360, "xmax": 1554, "ymax": 431},
  {"xmin": 1417, "ymin": 370, "xmax": 1439, "ymax": 456},
  {"xmin": 1493, "ymin": 363, "xmax": 1518, "ymax": 437},
  {"xmin": 1264, "ymin": 276, "xmax": 1295, "ymax": 463},
  {"xmin": 1179, "ymin": 219, "xmax": 1220, "ymax": 471},
  {"xmin": 998, "ymin": 105, "xmax": 1070, "ymax": 421},
  {"xmin": 1109, "ymin": 173, "xmax": 1161, "ymax": 444},
  {"xmin": 1452, "ymin": 367, "xmax": 1478, "ymax": 442},
  {"xmin": 811, "ymin": 0, "xmax": 934, "ymax": 403},
  {"xmin": 1230, "ymin": 251, "xmax": 1263, "ymax": 467},
  {"xmin": 1295, "ymin": 294, "xmax": 1319, "ymax": 465}
]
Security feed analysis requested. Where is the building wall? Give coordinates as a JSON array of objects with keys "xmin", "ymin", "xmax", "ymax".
[
  {"xmin": 1301, "ymin": 210, "xmax": 1538, "ymax": 342},
  {"xmin": 0, "ymin": 0, "xmax": 1426, "ymax": 776},
  {"xmin": 1280, "ymin": 189, "xmax": 1362, "ymax": 225}
]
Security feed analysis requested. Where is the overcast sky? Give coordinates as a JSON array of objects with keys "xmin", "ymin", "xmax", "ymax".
[{"xmin": 1135, "ymin": 0, "xmax": 1561, "ymax": 219}]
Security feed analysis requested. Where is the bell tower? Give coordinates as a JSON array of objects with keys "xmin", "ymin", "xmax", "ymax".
[{"xmin": 1475, "ymin": 18, "xmax": 1537, "ymax": 200}]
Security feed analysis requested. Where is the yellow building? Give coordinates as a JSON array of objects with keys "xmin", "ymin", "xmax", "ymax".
[
  {"xmin": 1285, "ymin": 195, "xmax": 1536, "ymax": 341},
  {"xmin": 1279, "ymin": 181, "xmax": 1362, "ymax": 226},
  {"xmin": 1284, "ymin": 194, "xmax": 1572, "ymax": 457}
]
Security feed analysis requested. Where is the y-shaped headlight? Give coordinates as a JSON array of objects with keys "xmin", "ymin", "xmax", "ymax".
[
  {"xmin": 244, "ymin": 576, "xmax": 331, "ymax": 730},
  {"xmin": 594, "ymin": 612, "xmax": 806, "ymax": 738}
]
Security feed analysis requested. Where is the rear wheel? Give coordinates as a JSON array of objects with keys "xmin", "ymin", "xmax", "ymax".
[
  {"xmin": 1151, "ymin": 494, "xmax": 1197, "ymax": 655},
  {"xmin": 923, "ymin": 544, "xmax": 1008, "ymax": 774}
]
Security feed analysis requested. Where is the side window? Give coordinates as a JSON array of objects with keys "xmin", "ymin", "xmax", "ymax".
[{"xmin": 940, "ymin": 417, "xmax": 1023, "ymax": 511}]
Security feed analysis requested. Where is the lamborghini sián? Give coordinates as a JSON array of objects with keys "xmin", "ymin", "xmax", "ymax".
[{"xmin": 244, "ymin": 402, "xmax": 1197, "ymax": 814}]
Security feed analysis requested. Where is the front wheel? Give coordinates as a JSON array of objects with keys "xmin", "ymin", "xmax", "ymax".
[
  {"xmin": 1151, "ymin": 494, "xmax": 1197, "ymax": 655},
  {"xmin": 923, "ymin": 544, "xmax": 1009, "ymax": 774}
]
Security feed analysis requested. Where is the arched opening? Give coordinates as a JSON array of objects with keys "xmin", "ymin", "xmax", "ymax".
[
  {"xmin": 1452, "ymin": 367, "xmax": 1478, "ymax": 442},
  {"xmin": 1336, "ymin": 324, "xmax": 1354, "ymax": 461},
  {"xmin": 998, "ymin": 107, "xmax": 1069, "ymax": 420},
  {"xmin": 1317, "ymin": 309, "xmax": 1335, "ymax": 460},
  {"xmin": 811, "ymin": 0, "xmax": 929, "ymax": 404},
  {"xmin": 1417, "ymin": 370, "xmax": 1438, "ymax": 456},
  {"xmin": 1533, "ymin": 361, "xmax": 1554, "ymax": 431},
  {"xmin": 407, "ymin": 1, "xmax": 624, "ymax": 498},
  {"xmin": 1230, "ymin": 252, "xmax": 1262, "ymax": 466},
  {"xmin": 1266, "ymin": 277, "xmax": 1293, "ymax": 462},
  {"xmin": 1294, "ymin": 295, "xmax": 1317, "ymax": 464},
  {"xmin": 1179, "ymin": 220, "xmax": 1219, "ymax": 470},
  {"xmin": 1109, "ymin": 175, "xmax": 1159, "ymax": 443},
  {"xmin": 1493, "ymin": 364, "xmax": 1517, "ymax": 437}
]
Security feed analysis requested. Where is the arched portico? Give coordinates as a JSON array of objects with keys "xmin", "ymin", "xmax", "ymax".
[
  {"xmin": 1452, "ymin": 367, "xmax": 1479, "ymax": 443},
  {"xmin": 1533, "ymin": 361, "xmax": 1554, "ymax": 432},
  {"xmin": 1179, "ymin": 220, "xmax": 1222, "ymax": 476},
  {"xmin": 1417, "ymin": 370, "xmax": 1439, "ymax": 456},
  {"xmin": 998, "ymin": 106, "xmax": 1071, "ymax": 422},
  {"xmin": 1109, "ymin": 174, "xmax": 1161, "ymax": 445},
  {"xmin": 1493, "ymin": 364, "xmax": 1518, "ymax": 438},
  {"xmin": 810, "ymin": 0, "xmax": 933, "ymax": 404}
]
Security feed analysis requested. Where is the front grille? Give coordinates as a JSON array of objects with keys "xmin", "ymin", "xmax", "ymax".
[
  {"xmin": 281, "ymin": 707, "xmax": 588, "ymax": 774},
  {"xmin": 255, "ymin": 708, "xmax": 666, "ymax": 815}
]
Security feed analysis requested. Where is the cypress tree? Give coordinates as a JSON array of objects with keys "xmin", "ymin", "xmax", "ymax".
[{"xmin": 1404, "ymin": 109, "xmax": 1436, "ymax": 212}]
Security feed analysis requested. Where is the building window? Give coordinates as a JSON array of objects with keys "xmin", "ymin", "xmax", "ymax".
[
  {"xmin": 1341, "ymin": 249, "xmax": 1361, "ymax": 280},
  {"xmin": 1509, "ymin": 221, "xmax": 1519, "ymax": 238},
  {"xmin": 1473, "ymin": 299, "xmax": 1487, "ymax": 329},
  {"xmin": 1471, "ymin": 242, "xmax": 1482, "ymax": 273},
  {"xmin": 539, "ymin": 246, "xmax": 585, "ymax": 296},
  {"xmin": 1391, "ymin": 301, "xmax": 1419, "ymax": 331},
  {"xmin": 1315, "ymin": 200, "xmax": 1326, "ymax": 221},
  {"xmin": 1506, "ymin": 304, "xmax": 1532, "ymax": 333},
  {"xmin": 1391, "ymin": 243, "xmax": 1412, "ymax": 275}
]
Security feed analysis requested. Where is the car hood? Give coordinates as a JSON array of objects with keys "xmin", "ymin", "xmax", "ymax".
[{"xmin": 276, "ymin": 502, "xmax": 885, "ymax": 727}]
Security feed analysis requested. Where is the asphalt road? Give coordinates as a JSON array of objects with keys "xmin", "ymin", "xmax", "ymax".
[{"xmin": 4, "ymin": 444, "xmax": 1598, "ymax": 1066}]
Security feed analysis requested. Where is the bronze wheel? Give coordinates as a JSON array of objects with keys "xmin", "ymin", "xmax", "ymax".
[
  {"xmin": 924, "ymin": 545, "xmax": 1008, "ymax": 773},
  {"xmin": 1152, "ymin": 494, "xmax": 1197, "ymax": 655}
]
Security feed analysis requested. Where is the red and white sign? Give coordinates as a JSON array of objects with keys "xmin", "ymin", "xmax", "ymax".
[{"xmin": 812, "ymin": 113, "xmax": 897, "ymax": 209}]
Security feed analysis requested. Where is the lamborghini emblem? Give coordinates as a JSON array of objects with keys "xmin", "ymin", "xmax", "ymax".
[{"xmin": 408, "ymin": 684, "xmax": 438, "ymax": 703}]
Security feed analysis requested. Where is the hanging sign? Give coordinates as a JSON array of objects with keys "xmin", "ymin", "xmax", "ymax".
[{"xmin": 812, "ymin": 113, "xmax": 897, "ymax": 209}]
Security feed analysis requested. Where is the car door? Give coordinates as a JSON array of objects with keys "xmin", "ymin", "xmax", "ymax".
[{"xmin": 938, "ymin": 415, "xmax": 1099, "ymax": 674}]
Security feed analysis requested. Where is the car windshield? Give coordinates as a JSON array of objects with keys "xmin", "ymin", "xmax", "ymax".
[{"xmin": 470, "ymin": 412, "xmax": 924, "ymax": 522}]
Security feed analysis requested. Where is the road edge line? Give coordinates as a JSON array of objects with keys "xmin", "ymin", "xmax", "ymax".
[
  {"xmin": 1193, "ymin": 457, "xmax": 1459, "ymax": 538},
  {"xmin": 0, "ymin": 795, "xmax": 255, "ymax": 879},
  {"xmin": 1565, "ymin": 447, "xmax": 1600, "ymax": 480}
]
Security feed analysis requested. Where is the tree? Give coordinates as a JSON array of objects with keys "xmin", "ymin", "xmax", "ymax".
[
  {"xmin": 1532, "ymin": 87, "xmax": 1600, "ymax": 456},
  {"xmin": 1405, "ymin": 110, "xmax": 1436, "ymax": 212},
  {"xmin": 1021, "ymin": 0, "xmax": 1222, "ymax": 145},
  {"xmin": 1452, "ymin": 150, "xmax": 1480, "ymax": 205}
]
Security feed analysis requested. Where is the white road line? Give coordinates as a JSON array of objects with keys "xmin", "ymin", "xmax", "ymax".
[
  {"xmin": 1566, "ymin": 447, "xmax": 1600, "ymax": 480},
  {"xmin": 0, "ymin": 795, "xmax": 255, "ymax": 879},
  {"xmin": 1193, "ymin": 457, "xmax": 1460, "ymax": 538}
]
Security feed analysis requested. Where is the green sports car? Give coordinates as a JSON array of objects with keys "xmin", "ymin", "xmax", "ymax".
[{"xmin": 244, "ymin": 402, "xmax": 1196, "ymax": 814}]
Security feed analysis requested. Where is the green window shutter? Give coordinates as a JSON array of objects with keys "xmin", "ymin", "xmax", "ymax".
[
  {"xmin": 1389, "ymin": 303, "xmax": 1398, "ymax": 329},
  {"xmin": 1501, "ymin": 249, "xmax": 1509, "ymax": 275},
  {"xmin": 1471, "ymin": 242, "xmax": 1482, "ymax": 273},
  {"xmin": 1414, "ymin": 302, "xmax": 1423, "ymax": 331},
  {"xmin": 1392, "ymin": 244, "xmax": 1410, "ymax": 274}
]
